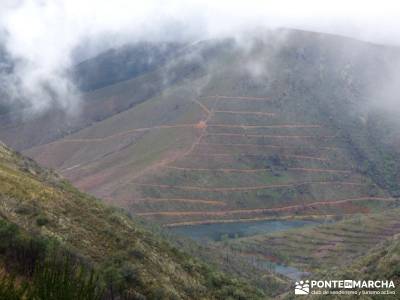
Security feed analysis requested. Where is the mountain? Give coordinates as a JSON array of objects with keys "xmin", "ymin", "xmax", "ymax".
[
  {"xmin": 18, "ymin": 30, "xmax": 400, "ymax": 226},
  {"xmin": 0, "ymin": 45, "xmax": 19, "ymax": 116},
  {"xmin": 0, "ymin": 141, "xmax": 264, "ymax": 299},
  {"xmin": 74, "ymin": 41, "xmax": 183, "ymax": 92},
  {"xmin": 1, "ymin": 28, "xmax": 400, "ymax": 296},
  {"xmin": 0, "ymin": 141, "xmax": 397, "ymax": 299},
  {"xmin": 0, "ymin": 39, "xmax": 226, "ymax": 150}
]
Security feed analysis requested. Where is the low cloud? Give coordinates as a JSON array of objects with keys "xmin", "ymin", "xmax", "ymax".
[{"xmin": 0, "ymin": 0, "xmax": 400, "ymax": 114}]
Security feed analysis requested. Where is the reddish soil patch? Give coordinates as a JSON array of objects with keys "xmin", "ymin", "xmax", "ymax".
[{"xmin": 195, "ymin": 120, "xmax": 207, "ymax": 129}]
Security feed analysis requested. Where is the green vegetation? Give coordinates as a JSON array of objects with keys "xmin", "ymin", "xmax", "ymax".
[
  {"xmin": 23, "ymin": 36, "xmax": 395, "ymax": 227},
  {"xmin": 0, "ymin": 217, "xmax": 103, "ymax": 300},
  {"xmin": 2, "ymin": 30, "xmax": 400, "ymax": 297},
  {"xmin": 0, "ymin": 255, "xmax": 102, "ymax": 300},
  {"xmin": 0, "ymin": 142, "xmax": 264, "ymax": 299},
  {"xmin": 75, "ymin": 42, "xmax": 182, "ymax": 92},
  {"xmin": 304, "ymin": 236, "xmax": 400, "ymax": 299},
  {"xmin": 225, "ymin": 209, "xmax": 400, "ymax": 276}
]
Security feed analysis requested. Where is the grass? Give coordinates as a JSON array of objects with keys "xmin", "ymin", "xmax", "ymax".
[
  {"xmin": 21, "ymin": 34, "xmax": 400, "ymax": 231},
  {"xmin": 0, "ymin": 142, "xmax": 265, "ymax": 299},
  {"xmin": 225, "ymin": 208, "xmax": 400, "ymax": 276},
  {"xmin": 2, "ymin": 31, "xmax": 399, "ymax": 296}
]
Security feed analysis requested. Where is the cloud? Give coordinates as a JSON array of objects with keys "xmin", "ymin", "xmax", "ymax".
[{"xmin": 0, "ymin": 0, "xmax": 400, "ymax": 114}]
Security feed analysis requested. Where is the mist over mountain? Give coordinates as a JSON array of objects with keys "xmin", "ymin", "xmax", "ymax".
[
  {"xmin": 1, "ymin": 1, "xmax": 400, "ymax": 299},
  {"xmin": 1, "ymin": 0, "xmax": 400, "ymax": 115},
  {"xmin": 74, "ymin": 42, "xmax": 183, "ymax": 91}
]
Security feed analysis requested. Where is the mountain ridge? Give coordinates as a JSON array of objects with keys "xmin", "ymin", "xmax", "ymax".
[{"xmin": 1, "ymin": 28, "xmax": 400, "ymax": 298}]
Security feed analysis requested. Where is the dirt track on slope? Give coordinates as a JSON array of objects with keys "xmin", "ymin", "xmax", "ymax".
[
  {"xmin": 39, "ymin": 124, "xmax": 200, "ymax": 145},
  {"xmin": 200, "ymin": 95, "xmax": 272, "ymax": 101},
  {"xmin": 287, "ymin": 168, "xmax": 351, "ymax": 174},
  {"xmin": 198, "ymin": 142, "xmax": 341, "ymax": 152},
  {"xmin": 206, "ymin": 133, "xmax": 336, "ymax": 139},
  {"xmin": 137, "ymin": 197, "xmax": 395, "ymax": 218},
  {"xmin": 164, "ymin": 166, "xmax": 347, "ymax": 173},
  {"xmin": 134, "ymin": 198, "xmax": 226, "ymax": 205},
  {"xmin": 208, "ymin": 124, "xmax": 321, "ymax": 129},
  {"xmin": 133, "ymin": 181, "xmax": 367, "ymax": 192},
  {"xmin": 164, "ymin": 166, "xmax": 271, "ymax": 173},
  {"xmin": 214, "ymin": 110, "xmax": 276, "ymax": 116}
]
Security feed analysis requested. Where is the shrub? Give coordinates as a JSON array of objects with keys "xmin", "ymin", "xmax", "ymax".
[
  {"xmin": 0, "ymin": 255, "xmax": 103, "ymax": 300},
  {"xmin": 28, "ymin": 255, "xmax": 103, "ymax": 300},
  {"xmin": 0, "ymin": 274, "xmax": 29, "ymax": 300},
  {"xmin": 36, "ymin": 216, "xmax": 49, "ymax": 227}
]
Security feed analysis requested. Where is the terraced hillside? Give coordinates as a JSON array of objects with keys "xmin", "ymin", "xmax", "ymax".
[
  {"xmin": 332, "ymin": 232, "xmax": 400, "ymax": 296},
  {"xmin": 223, "ymin": 209, "xmax": 400, "ymax": 298},
  {"xmin": 24, "ymin": 30, "xmax": 400, "ymax": 230},
  {"xmin": 1, "ymin": 28, "xmax": 400, "ymax": 297},
  {"xmin": 128, "ymin": 93, "xmax": 394, "ymax": 226},
  {"xmin": 27, "ymin": 92, "xmax": 392, "ymax": 228},
  {"xmin": 227, "ymin": 209, "xmax": 400, "ymax": 274},
  {"xmin": 0, "ymin": 141, "xmax": 265, "ymax": 299}
]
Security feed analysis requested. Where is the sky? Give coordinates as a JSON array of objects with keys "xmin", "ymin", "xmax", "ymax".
[{"xmin": 1, "ymin": 0, "xmax": 400, "ymax": 113}]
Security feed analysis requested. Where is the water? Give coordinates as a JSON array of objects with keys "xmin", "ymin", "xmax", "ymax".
[
  {"xmin": 169, "ymin": 219, "xmax": 319, "ymax": 280},
  {"xmin": 169, "ymin": 219, "xmax": 319, "ymax": 241}
]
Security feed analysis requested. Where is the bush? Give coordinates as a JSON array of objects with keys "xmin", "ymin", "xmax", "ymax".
[
  {"xmin": 0, "ymin": 274, "xmax": 29, "ymax": 300},
  {"xmin": 36, "ymin": 216, "xmax": 49, "ymax": 227},
  {"xmin": 0, "ymin": 256, "xmax": 103, "ymax": 300},
  {"xmin": 0, "ymin": 218, "xmax": 104, "ymax": 299},
  {"xmin": 29, "ymin": 255, "xmax": 103, "ymax": 300}
]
